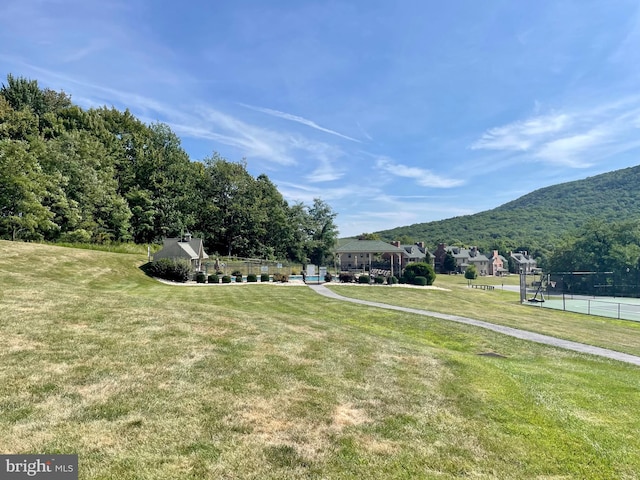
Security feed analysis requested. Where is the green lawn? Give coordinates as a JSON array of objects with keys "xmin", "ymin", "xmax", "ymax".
[
  {"xmin": 2, "ymin": 241, "xmax": 640, "ymax": 479},
  {"xmin": 328, "ymin": 275, "xmax": 640, "ymax": 357}
]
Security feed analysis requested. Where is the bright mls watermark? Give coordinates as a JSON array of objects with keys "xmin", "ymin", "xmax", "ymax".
[{"xmin": 0, "ymin": 455, "xmax": 77, "ymax": 479}]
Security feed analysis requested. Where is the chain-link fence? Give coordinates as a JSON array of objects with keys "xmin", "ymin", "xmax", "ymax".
[{"xmin": 547, "ymin": 272, "xmax": 640, "ymax": 298}]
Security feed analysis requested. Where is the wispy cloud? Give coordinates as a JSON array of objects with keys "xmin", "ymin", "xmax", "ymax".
[
  {"xmin": 470, "ymin": 97, "xmax": 640, "ymax": 169},
  {"xmin": 375, "ymin": 157, "xmax": 464, "ymax": 188},
  {"xmin": 535, "ymin": 129, "xmax": 606, "ymax": 167},
  {"xmin": 356, "ymin": 121, "xmax": 373, "ymax": 141},
  {"xmin": 241, "ymin": 103, "xmax": 361, "ymax": 142},
  {"xmin": 470, "ymin": 113, "xmax": 570, "ymax": 151},
  {"xmin": 276, "ymin": 181, "xmax": 367, "ymax": 205},
  {"xmin": 62, "ymin": 39, "xmax": 109, "ymax": 63},
  {"xmin": 191, "ymin": 107, "xmax": 299, "ymax": 165}
]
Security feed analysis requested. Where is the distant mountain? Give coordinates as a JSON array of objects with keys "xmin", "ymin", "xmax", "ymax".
[{"xmin": 374, "ymin": 164, "xmax": 640, "ymax": 260}]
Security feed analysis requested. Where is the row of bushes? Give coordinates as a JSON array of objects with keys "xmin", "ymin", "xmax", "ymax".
[
  {"xmin": 338, "ymin": 272, "xmax": 399, "ymax": 285},
  {"xmin": 337, "ymin": 262, "xmax": 436, "ymax": 286},
  {"xmin": 196, "ymin": 273, "xmax": 289, "ymax": 283},
  {"xmin": 148, "ymin": 260, "xmax": 293, "ymax": 284}
]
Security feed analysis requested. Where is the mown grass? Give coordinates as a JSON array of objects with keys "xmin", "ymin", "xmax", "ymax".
[
  {"xmin": 2, "ymin": 240, "xmax": 640, "ymax": 479},
  {"xmin": 329, "ymin": 275, "xmax": 640, "ymax": 357},
  {"xmin": 47, "ymin": 241, "xmax": 160, "ymax": 255}
]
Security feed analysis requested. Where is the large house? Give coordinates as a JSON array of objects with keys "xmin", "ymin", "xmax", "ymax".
[
  {"xmin": 509, "ymin": 250, "xmax": 539, "ymax": 274},
  {"xmin": 153, "ymin": 233, "xmax": 209, "ymax": 271},
  {"xmin": 488, "ymin": 250, "xmax": 509, "ymax": 276},
  {"xmin": 434, "ymin": 243, "xmax": 510, "ymax": 276}
]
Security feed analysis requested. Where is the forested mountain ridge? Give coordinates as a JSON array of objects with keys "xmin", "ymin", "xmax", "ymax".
[
  {"xmin": 375, "ymin": 165, "xmax": 640, "ymax": 264},
  {"xmin": 0, "ymin": 74, "xmax": 338, "ymax": 263}
]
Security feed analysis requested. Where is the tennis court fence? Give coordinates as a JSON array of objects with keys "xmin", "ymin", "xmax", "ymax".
[{"xmin": 526, "ymin": 293, "xmax": 640, "ymax": 322}]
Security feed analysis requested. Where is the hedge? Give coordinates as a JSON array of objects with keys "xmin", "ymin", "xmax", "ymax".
[
  {"xmin": 339, "ymin": 272, "xmax": 355, "ymax": 283},
  {"xmin": 148, "ymin": 258, "xmax": 192, "ymax": 283}
]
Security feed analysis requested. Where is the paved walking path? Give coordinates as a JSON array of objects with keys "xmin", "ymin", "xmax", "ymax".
[{"xmin": 308, "ymin": 284, "xmax": 640, "ymax": 367}]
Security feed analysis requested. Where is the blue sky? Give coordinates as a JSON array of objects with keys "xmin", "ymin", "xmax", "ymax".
[{"xmin": 3, "ymin": 1, "xmax": 640, "ymax": 237}]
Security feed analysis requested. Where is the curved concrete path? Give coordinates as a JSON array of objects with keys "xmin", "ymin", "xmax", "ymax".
[{"xmin": 308, "ymin": 284, "xmax": 640, "ymax": 367}]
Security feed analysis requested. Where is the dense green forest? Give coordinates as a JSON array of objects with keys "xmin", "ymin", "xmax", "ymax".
[
  {"xmin": 375, "ymin": 165, "xmax": 640, "ymax": 267},
  {"xmin": 0, "ymin": 74, "xmax": 338, "ymax": 263}
]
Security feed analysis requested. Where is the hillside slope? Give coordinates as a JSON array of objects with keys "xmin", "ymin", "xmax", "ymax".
[{"xmin": 376, "ymin": 164, "xmax": 640, "ymax": 257}]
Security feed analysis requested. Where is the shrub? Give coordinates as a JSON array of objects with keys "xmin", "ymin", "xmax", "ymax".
[
  {"xmin": 231, "ymin": 270, "xmax": 243, "ymax": 276},
  {"xmin": 403, "ymin": 262, "xmax": 436, "ymax": 285},
  {"xmin": 398, "ymin": 276, "xmax": 407, "ymax": 284},
  {"xmin": 374, "ymin": 275, "xmax": 385, "ymax": 284},
  {"xmin": 60, "ymin": 228, "xmax": 92, "ymax": 243},
  {"xmin": 148, "ymin": 258, "xmax": 192, "ymax": 283},
  {"xmin": 247, "ymin": 274, "xmax": 258, "ymax": 282},
  {"xmin": 358, "ymin": 275, "xmax": 371, "ymax": 284},
  {"xmin": 272, "ymin": 273, "xmax": 288, "ymax": 282},
  {"xmin": 208, "ymin": 274, "xmax": 219, "ymax": 284},
  {"xmin": 339, "ymin": 272, "xmax": 355, "ymax": 283},
  {"xmin": 235, "ymin": 274, "xmax": 243, "ymax": 283},
  {"xmin": 196, "ymin": 272, "xmax": 206, "ymax": 283},
  {"xmin": 221, "ymin": 275, "xmax": 231, "ymax": 284},
  {"xmin": 324, "ymin": 272, "xmax": 333, "ymax": 283},
  {"xmin": 413, "ymin": 276, "xmax": 428, "ymax": 286},
  {"xmin": 260, "ymin": 273, "xmax": 270, "ymax": 282},
  {"xmin": 388, "ymin": 276, "xmax": 398, "ymax": 285},
  {"xmin": 465, "ymin": 265, "xmax": 478, "ymax": 281}
]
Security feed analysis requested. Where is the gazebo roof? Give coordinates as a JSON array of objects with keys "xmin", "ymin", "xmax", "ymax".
[{"xmin": 335, "ymin": 240, "xmax": 408, "ymax": 255}]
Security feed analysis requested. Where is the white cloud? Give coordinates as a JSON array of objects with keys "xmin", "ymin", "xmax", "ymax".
[
  {"xmin": 535, "ymin": 130, "xmax": 605, "ymax": 167},
  {"xmin": 470, "ymin": 97, "xmax": 640, "ymax": 169},
  {"xmin": 276, "ymin": 181, "xmax": 366, "ymax": 205},
  {"xmin": 471, "ymin": 113, "xmax": 570, "ymax": 151},
  {"xmin": 287, "ymin": 137, "xmax": 346, "ymax": 182},
  {"xmin": 375, "ymin": 157, "xmax": 464, "ymax": 188},
  {"xmin": 241, "ymin": 103, "xmax": 360, "ymax": 142}
]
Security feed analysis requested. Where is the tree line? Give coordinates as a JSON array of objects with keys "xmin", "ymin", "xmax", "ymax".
[
  {"xmin": 547, "ymin": 219, "xmax": 640, "ymax": 279},
  {"xmin": 0, "ymin": 74, "xmax": 338, "ymax": 264}
]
